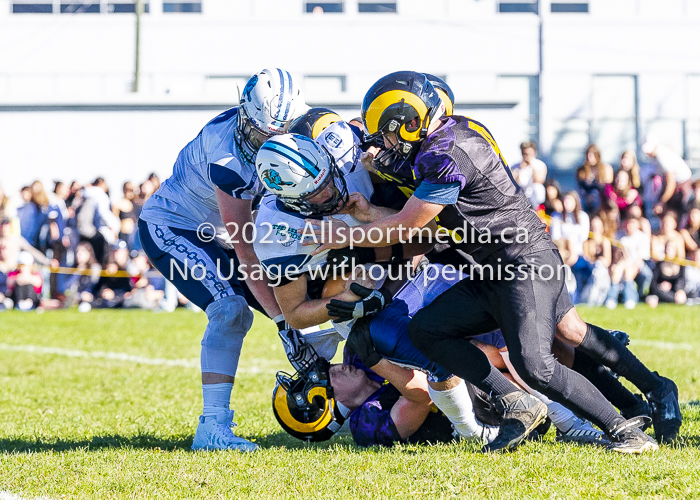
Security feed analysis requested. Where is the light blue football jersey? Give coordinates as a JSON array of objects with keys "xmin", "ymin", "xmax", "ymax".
[{"xmin": 140, "ymin": 107, "xmax": 262, "ymax": 235}]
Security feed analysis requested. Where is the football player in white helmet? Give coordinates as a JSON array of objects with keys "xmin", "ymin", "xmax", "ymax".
[
  {"xmin": 253, "ymin": 127, "xmax": 613, "ymax": 448},
  {"xmin": 252, "ymin": 128, "xmax": 508, "ymax": 446},
  {"xmin": 138, "ymin": 69, "xmax": 306, "ymax": 452}
]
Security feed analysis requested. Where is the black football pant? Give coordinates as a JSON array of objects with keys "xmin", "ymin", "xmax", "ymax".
[{"xmin": 408, "ymin": 249, "xmax": 626, "ymax": 433}]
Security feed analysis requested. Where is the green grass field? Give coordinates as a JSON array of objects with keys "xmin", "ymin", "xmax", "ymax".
[{"xmin": 1, "ymin": 306, "xmax": 700, "ymax": 499}]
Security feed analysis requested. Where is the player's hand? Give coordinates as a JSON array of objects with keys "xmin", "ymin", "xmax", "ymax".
[
  {"xmin": 346, "ymin": 316, "xmax": 382, "ymax": 368},
  {"xmin": 303, "ymin": 217, "xmax": 352, "ymax": 255},
  {"xmin": 340, "ymin": 192, "xmax": 375, "ymax": 222},
  {"xmin": 326, "ymin": 284, "xmax": 391, "ymax": 322},
  {"xmin": 360, "ymin": 146, "xmax": 380, "ymax": 173},
  {"xmin": 278, "ymin": 328, "xmax": 312, "ymax": 372}
]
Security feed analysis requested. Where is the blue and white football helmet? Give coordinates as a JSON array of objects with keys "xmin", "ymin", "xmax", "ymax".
[
  {"xmin": 255, "ymin": 133, "xmax": 348, "ymax": 216},
  {"xmin": 235, "ymin": 69, "xmax": 308, "ymax": 165}
]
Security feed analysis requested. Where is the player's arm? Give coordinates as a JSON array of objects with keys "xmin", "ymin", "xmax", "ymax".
[
  {"xmin": 370, "ymin": 359, "xmax": 433, "ymax": 440},
  {"xmin": 339, "ymin": 192, "xmax": 437, "ymax": 258},
  {"xmin": 216, "ymin": 188, "xmax": 282, "ymax": 318},
  {"xmin": 272, "ymin": 274, "xmax": 333, "ymax": 329},
  {"xmin": 309, "ymin": 195, "xmax": 445, "ymax": 254}
]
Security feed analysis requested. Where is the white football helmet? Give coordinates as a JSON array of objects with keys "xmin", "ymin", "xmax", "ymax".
[
  {"xmin": 235, "ymin": 69, "xmax": 307, "ymax": 165},
  {"xmin": 315, "ymin": 121, "xmax": 361, "ymax": 174},
  {"xmin": 255, "ymin": 133, "xmax": 348, "ymax": 216}
]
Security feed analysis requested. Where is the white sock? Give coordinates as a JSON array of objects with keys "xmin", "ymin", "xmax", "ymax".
[
  {"xmin": 429, "ymin": 380, "xmax": 499, "ymax": 443},
  {"xmin": 202, "ymin": 383, "xmax": 233, "ymax": 418}
]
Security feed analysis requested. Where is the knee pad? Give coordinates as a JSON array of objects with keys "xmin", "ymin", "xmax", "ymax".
[{"xmin": 200, "ymin": 295, "xmax": 255, "ymax": 377}]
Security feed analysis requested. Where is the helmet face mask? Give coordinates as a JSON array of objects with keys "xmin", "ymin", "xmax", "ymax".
[
  {"xmin": 361, "ymin": 71, "xmax": 444, "ymax": 172},
  {"xmin": 237, "ymin": 105, "xmax": 275, "ymax": 152},
  {"xmin": 282, "ymin": 158, "xmax": 349, "ymax": 217},
  {"xmin": 256, "ymin": 134, "xmax": 350, "ymax": 217}
]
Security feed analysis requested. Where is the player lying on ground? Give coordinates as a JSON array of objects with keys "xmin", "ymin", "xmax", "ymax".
[
  {"xmin": 252, "ymin": 124, "xmax": 647, "ymax": 447},
  {"xmin": 308, "ymin": 71, "xmax": 680, "ymax": 453},
  {"xmin": 138, "ymin": 69, "xmax": 307, "ymax": 452}
]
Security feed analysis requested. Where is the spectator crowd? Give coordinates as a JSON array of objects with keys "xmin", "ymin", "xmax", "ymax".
[
  {"xmin": 0, "ymin": 174, "xmax": 194, "ymax": 312},
  {"xmin": 1, "ymin": 137, "xmax": 698, "ymax": 313},
  {"xmin": 512, "ymin": 138, "xmax": 700, "ymax": 309}
]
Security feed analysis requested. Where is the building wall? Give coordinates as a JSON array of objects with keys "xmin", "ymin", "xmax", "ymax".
[{"xmin": 0, "ymin": 0, "xmax": 698, "ymax": 195}]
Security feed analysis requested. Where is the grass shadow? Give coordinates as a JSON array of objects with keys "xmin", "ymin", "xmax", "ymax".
[{"xmin": 0, "ymin": 433, "xmax": 193, "ymax": 454}]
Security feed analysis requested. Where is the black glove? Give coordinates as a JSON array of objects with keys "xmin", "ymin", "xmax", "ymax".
[
  {"xmin": 609, "ymin": 329, "xmax": 630, "ymax": 346},
  {"xmin": 346, "ymin": 316, "xmax": 382, "ymax": 367},
  {"xmin": 326, "ymin": 283, "xmax": 392, "ymax": 322}
]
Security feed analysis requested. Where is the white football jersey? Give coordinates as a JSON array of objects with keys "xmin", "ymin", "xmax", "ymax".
[
  {"xmin": 140, "ymin": 107, "xmax": 262, "ymax": 237},
  {"xmin": 253, "ymin": 122, "xmax": 380, "ymax": 338}
]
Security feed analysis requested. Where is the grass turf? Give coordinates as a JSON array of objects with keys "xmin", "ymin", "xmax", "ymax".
[{"xmin": 1, "ymin": 306, "xmax": 700, "ymax": 499}]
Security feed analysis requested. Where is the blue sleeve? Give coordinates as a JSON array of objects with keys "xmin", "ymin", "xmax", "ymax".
[
  {"xmin": 412, "ymin": 181, "xmax": 461, "ymax": 205},
  {"xmin": 209, "ymin": 162, "xmax": 256, "ymax": 199}
]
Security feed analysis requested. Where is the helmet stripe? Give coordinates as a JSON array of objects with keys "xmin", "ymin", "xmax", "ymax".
[
  {"xmin": 260, "ymin": 140, "xmax": 320, "ymax": 177},
  {"xmin": 275, "ymin": 68, "xmax": 287, "ymax": 121},
  {"xmin": 282, "ymin": 70, "xmax": 293, "ymax": 121},
  {"xmin": 273, "ymin": 385, "xmax": 334, "ymax": 434},
  {"xmin": 365, "ymin": 89, "xmax": 429, "ymax": 139}
]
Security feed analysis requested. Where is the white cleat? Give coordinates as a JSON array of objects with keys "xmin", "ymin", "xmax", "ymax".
[
  {"xmin": 556, "ymin": 417, "xmax": 610, "ymax": 446},
  {"xmin": 191, "ymin": 409, "xmax": 259, "ymax": 452}
]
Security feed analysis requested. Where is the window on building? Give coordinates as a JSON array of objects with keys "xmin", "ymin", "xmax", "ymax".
[
  {"xmin": 551, "ymin": 2, "xmax": 589, "ymax": 13},
  {"xmin": 204, "ymin": 75, "xmax": 253, "ymax": 98},
  {"xmin": 358, "ymin": 2, "xmax": 397, "ymax": 13},
  {"xmin": 683, "ymin": 75, "xmax": 700, "ymax": 164},
  {"xmin": 60, "ymin": 3, "xmax": 100, "ymax": 13},
  {"xmin": 12, "ymin": 2, "xmax": 52, "ymax": 13},
  {"xmin": 163, "ymin": 2, "xmax": 201, "ymax": 13},
  {"xmin": 305, "ymin": 2, "xmax": 344, "ymax": 13},
  {"xmin": 498, "ymin": 1, "xmax": 537, "ymax": 14},
  {"xmin": 108, "ymin": 2, "xmax": 150, "ymax": 13},
  {"xmin": 304, "ymin": 75, "xmax": 347, "ymax": 95},
  {"xmin": 592, "ymin": 75, "xmax": 638, "ymax": 164}
]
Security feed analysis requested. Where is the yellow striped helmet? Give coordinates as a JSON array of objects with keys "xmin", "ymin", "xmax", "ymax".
[
  {"xmin": 423, "ymin": 74, "xmax": 455, "ymax": 117},
  {"xmin": 288, "ymin": 107, "xmax": 343, "ymax": 139},
  {"xmin": 272, "ymin": 357, "xmax": 351, "ymax": 442},
  {"xmin": 361, "ymin": 71, "xmax": 444, "ymax": 169}
]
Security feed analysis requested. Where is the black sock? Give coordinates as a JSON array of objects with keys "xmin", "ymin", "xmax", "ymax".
[
  {"xmin": 572, "ymin": 350, "xmax": 641, "ymax": 410},
  {"xmin": 481, "ymin": 364, "xmax": 519, "ymax": 397},
  {"xmin": 578, "ymin": 323, "xmax": 662, "ymax": 394},
  {"xmin": 544, "ymin": 363, "xmax": 625, "ymax": 433}
]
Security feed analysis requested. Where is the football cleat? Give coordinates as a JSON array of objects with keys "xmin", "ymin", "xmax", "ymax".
[
  {"xmin": 481, "ymin": 391, "xmax": 548, "ymax": 453},
  {"xmin": 556, "ymin": 418, "xmax": 610, "ymax": 446},
  {"xmin": 645, "ymin": 374, "xmax": 682, "ymax": 443},
  {"xmin": 191, "ymin": 410, "xmax": 259, "ymax": 452},
  {"xmin": 607, "ymin": 416, "xmax": 658, "ymax": 454}
]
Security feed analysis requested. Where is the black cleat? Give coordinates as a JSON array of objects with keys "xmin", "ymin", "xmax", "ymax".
[
  {"xmin": 646, "ymin": 375, "xmax": 682, "ymax": 443},
  {"xmin": 607, "ymin": 416, "xmax": 658, "ymax": 454},
  {"xmin": 481, "ymin": 391, "xmax": 548, "ymax": 453},
  {"xmin": 620, "ymin": 394, "xmax": 652, "ymax": 430}
]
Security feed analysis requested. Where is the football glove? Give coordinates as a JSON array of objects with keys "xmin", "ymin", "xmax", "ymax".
[
  {"xmin": 326, "ymin": 283, "xmax": 392, "ymax": 322},
  {"xmin": 346, "ymin": 317, "xmax": 382, "ymax": 368},
  {"xmin": 278, "ymin": 328, "xmax": 315, "ymax": 372}
]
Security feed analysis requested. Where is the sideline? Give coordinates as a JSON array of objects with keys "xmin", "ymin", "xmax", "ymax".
[{"xmin": 0, "ymin": 343, "xmax": 278, "ymax": 373}]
